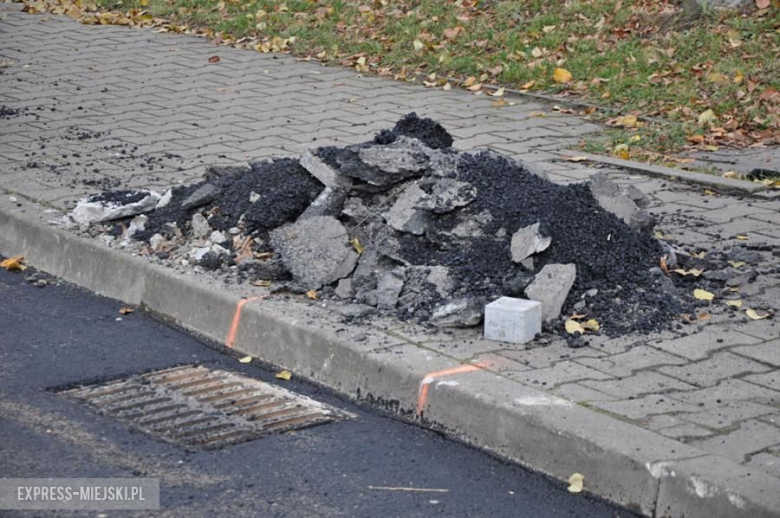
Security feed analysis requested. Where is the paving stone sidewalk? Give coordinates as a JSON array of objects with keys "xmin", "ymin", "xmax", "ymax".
[{"xmin": 2, "ymin": 4, "xmax": 780, "ymax": 489}]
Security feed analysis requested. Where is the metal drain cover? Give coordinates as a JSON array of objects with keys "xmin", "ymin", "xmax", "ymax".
[{"xmin": 61, "ymin": 365, "xmax": 346, "ymax": 449}]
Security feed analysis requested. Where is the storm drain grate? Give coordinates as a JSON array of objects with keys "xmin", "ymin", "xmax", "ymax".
[{"xmin": 61, "ymin": 365, "xmax": 346, "ymax": 449}]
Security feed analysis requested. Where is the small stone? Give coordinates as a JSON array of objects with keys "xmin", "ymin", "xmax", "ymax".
[
  {"xmin": 229, "ymin": 227, "xmax": 241, "ymax": 235},
  {"xmin": 8, "ymin": 196, "xmax": 18, "ymax": 203},
  {"xmin": 182, "ymin": 183, "xmax": 220, "ymax": 210},
  {"xmin": 149, "ymin": 233, "xmax": 165, "ymax": 252},
  {"xmin": 198, "ymin": 251, "xmax": 222, "ymax": 270},
  {"xmin": 209, "ymin": 230, "xmax": 227, "ymax": 244},
  {"xmin": 510, "ymin": 222, "xmax": 552, "ymax": 264},
  {"xmin": 124, "ymin": 215, "xmax": 148, "ymax": 240},
  {"xmin": 249, "ymin": 191, "xmax": 261, "ymax": 204},
  {"xmin": 524, "ymin": 263, "xmax": 577, "ymax": 323},
  {"xmin": 431, "ymin": 298, "xmax": 483, "ymax": 327},
  {"xmin": 191, "ymin": 213, "xmax": 210, "ymax": 239},
  {"xmin": 703, "ymin": 269, "xmax": 735, "ymax": 282},
  {"xmin": 189, "ymin": 247, "xmax": 210, "ymax": 262},
  {"xmin": 416, "ymin": 178, "xmax": 477, "ymax": 213},
  {"xmin": 376, "ymin": 271, "xmax": 405, "ymax": 309},
  {"xmin": 156, "ymin": 189, "xmax": 172, "ymax": 209},
  {"xmin": 335, "ymin": 278, "xmax": 355, "ymax": 299},
  {"xmin": 336, "ymin": 304, "xmax": 374, "ymax": 319}
]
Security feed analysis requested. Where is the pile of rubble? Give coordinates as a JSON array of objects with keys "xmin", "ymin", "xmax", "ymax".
[{"xmin": 71, "ymin": 113, "xmax": 737, "ymax": 341}]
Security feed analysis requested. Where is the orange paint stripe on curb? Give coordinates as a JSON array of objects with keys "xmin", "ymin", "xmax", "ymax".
[
  {"xmin": 416, "ymin": 363, "xmax": 487, "ymax": 417},
  {"xmin": 225, "ymin": 296, "xmax": 265, "ymax": 349}
]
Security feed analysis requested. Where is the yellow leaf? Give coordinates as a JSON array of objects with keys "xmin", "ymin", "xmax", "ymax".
[
  {"xmin": 0, "ymin": 255, "xmax": 27, "ymax": 271},
  {"xmin": 581, "ymin": 319, "xmax": 600, "ymax": 332},
  {"xmin": 736, "ymin": 235, "xmax": 749, "ymax": 241},
  {"xmin": 722, "ymin": 171, "xmax": 737, "ymax": 179},
  {"xmin": 630, "ymin": 135, "xmax": 642, "ymax": 143},
  {"xmin": 413, "ymin": 39, "xmax": 424, "ymax": 52},
  {"xmin": 305, "ymin": 290, "xmax": 319, "ymax": 300},
  {"xmin": 563, "ymin": 156, "xmax": 589, "ymax": 162},
  {"xmin": 568, "ymin": 473, "xmax": 584, "ymax": 494},
  {"xmin": 275, "ymin": 370, "xmax": 292, "ymax": 380},
  {"xmin": 698, "ymin": 109, "xmax": 717, "ymax": 125},
  {"xmin": 543, "ymin": 25, "xmax": 556, "ymax": 33},
  {"xmin": 565, "ymin": 320, "xmax": 585, "ymax": 334},
  {"xmin": 489, "ymin": 87, "xmax": 505, "ymax": 97},
  {"xmin": 442, "ymin": 83, "xmax": 451, "ymax": 91},
  {"xmin": 693, "ymin": 289, "xmax": 714, "ymax": 301},
  {"xmin": 463, "ymin": 76, "xmax": 477, "ymax": 87},
  {"xmin": 728, "ymin": 260, "xmax": 746, "ymax": 268},
  {"xmin": 734, "ymin": 71, "xmax": 744, "ymax": 84},
  {"xmin": 467, "ymin": 83, "xmax": 482, "ymax": 91},
  {"xmin": 350, "ymin": 236, "xmax": 365, "ymax": 255},
  {"xmin": 746, "ymin": 309, "xmax": 769, "ymax": 320},
  {"xmin": 119, "ymin": 306, "xmax": 135, "ymax": 315},
  {"xmin": 520, "ymin": 80, "xmax": 535, "ymax": 90},
  {"xmin": 139, "ymin": 0, "xmax": 149, "ymax": 6},
  {"xmin": 692, "ymin": 251, "xmax": 707, "ymax": 259},
  {"xmin": 553, "ymin": 68, "xmax": 572, "ymax": 84},
  {"xmin": 492, "ymin": 98, "xmax": 507, "ymax": 108},
  {"xmin": 238, "ymin": 355, "xmax": 253, "ymax": 363},
  {"xmin": 654, "ymin": 230, "xmax": 665, "ymax": 239},
  {"xmin": 672, "ymin": 268, "xmax": 703, "ymax": 277},
  {"xmin": 617, "ymin": 114, "xmax": 638, "ymax": 128},
  {"xmin": 726, "ymin": 300, "xmax": 743, "ymax": 308},
  {"xmin": 613, "ymin": 144, "xmax": 629, "ymax": 160},
  {"xmin": 252, "ymin": 279, "xmax": 272, "ymax": 287}
]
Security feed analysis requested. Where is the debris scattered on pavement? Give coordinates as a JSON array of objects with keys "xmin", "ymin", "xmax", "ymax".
[
  {"xmin": 567, "ymin": 473, "xmax": 584, "ymax": 494},
  {"xmin": 66, "ymin": 113, "xmax": 776, "ymax": 344},
  {"xmin": 1, "ymin": 255, "xmax": 27, "ymax": 272}
]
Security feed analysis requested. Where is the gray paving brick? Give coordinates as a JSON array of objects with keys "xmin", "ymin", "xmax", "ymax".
[
  {"xmin": 651, "ymin": 328, "xmax": 762, "ymax": 360},
  {"xmin": 657, "ymin": 424, "xmax": 715, "ymax": 440},
  {"xmin": 682, "ymin": 401, "xmax": 777, "ymax": 429},
  {"xmin": 658, "ymin": 352, "xmax": 771, "ymax": 388},
  {"xmin": 581, "ymin": 372, "xmax": 697, "ymax": 399},
  {"xmin": 593, "ymin": 395, "xmax": 701, "ymax": 420},
  {"xmin": 733, "ymin": 339, "xmax": 780, "ymax": 367},
  {"xmin": 667, "ymin": 379, "xmax": 780, "ymax": 410},
  {"xmin": 576, "ymin": 346, "xmax": 687, "ymax": 377},
  {"xmin": 689, "ymin": 420, "xmax": 780, "ymax": 463},
  {"xmin": 505, "ymin": 360, "xmax": 613, "ymax": 388},
  {"xmin": 744, "ymin": 371, "xmax": 780, "ymax": 392}
]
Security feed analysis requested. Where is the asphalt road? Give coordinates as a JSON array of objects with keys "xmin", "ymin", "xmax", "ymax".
[{"xmin": 0, "ymin": 264, "xmax": 633, "ymax": 517}]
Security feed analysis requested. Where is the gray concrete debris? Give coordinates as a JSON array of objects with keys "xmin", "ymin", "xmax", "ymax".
[
  {"xmin": 620, "ymin": 184, "xmax": 650, "ymax": 209},
  {"xmin": 448, "ymin": 210, "xmax": 493, "ymax": 238},
  {"xmin": 241, "ymin": 258, "xmax": 289, "ymax": 281},
  {"xmin": 426, "ymin": 266, "xmax": 454, "ymax": 298},
  {"xmin": 156, "ymin": 189, "xmax": 172, "ymax": 209},
  {"xmin": 334, "ymin": 278, "xmax": 355, "ymax": 300},
  {"xmin": 416, "ymin": 178, "xmax": 477, "ymax": 213},
  {"xmin": 376, "ymin": 270, "xmax": 405, "ymax": 309},
  {"xmin": 269, "ymin": 216, "xmax": 359, "ymax": 289},
  {"xmin": 191, "ymin": 213, "xmax": 210, "ymax": 240},
  {"xmin": 70, "ymin": 190, "xmax": 161, "ymax": 225},
  {"xmin": 299, "ymin": 187, "xmax": 347, "ymax": 220},
  {"xmin": 524, "ymin": 263, "xmax": 577, "ymax": 323},
  {"xmin": 431, "ymin": 297, "xmax": 484, "ymax": 327},
  {"xmin": 342, "ymin": 197, "xmax": 372, "ymax": 221},
  {"xmin": 209, "ymin": 230, "xmax": 227, "ymax": 244},
  {"xmin": 300, "ymin": 150, "xmax": 352, "ymax": 189},
  {"xmin": 124, "ymin": 215, "xmax": 148, "ymax": 240},
  {"xmin": 589, "ymin": 173, "xmax": 654, "ymax": 231},
  {"xmin": 335, "ymin": 303, "xmax": 374, "ymax": 319},
  {"xmin": 353, "ymin": 137, "xmax": 431, "ymax": 186},
  {"xmin": 149, "ymin": 233, "xmax": 165, "ymax": 252},
  {"xmin": 510, "ymin": 222, "xmax": 552, "ymax": 264},
  {"xmin": 182, "ymin": 183, "xmax": 220, "ymax": 210},
  {"xmin": 385, "ymin": 183, "xmax": 429, "ymax": 235}
]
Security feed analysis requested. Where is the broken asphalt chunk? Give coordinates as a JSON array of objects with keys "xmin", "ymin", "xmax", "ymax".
[{"xmin": 524, "ymin": 263, "xmax": 576, "ymax": 323}]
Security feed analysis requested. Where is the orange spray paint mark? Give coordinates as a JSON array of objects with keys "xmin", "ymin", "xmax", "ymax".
[
  {"xmin": 415, "ymin": 363, "xmax": 488, "ymax": 417},
  {"xmin": 225, "ymin": 296, "xmax": 264, "ymax": 348}
]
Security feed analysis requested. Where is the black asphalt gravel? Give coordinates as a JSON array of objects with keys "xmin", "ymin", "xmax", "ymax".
[{"xmin": 0, "ymin": 263, "xmax": 632, "ymax": 518}]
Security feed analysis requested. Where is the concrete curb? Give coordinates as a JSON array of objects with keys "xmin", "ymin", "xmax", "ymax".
[
  {"xmin": 558, "ymin": 150, "xmax": 770, "ymax": 195},
  {"xmin": 2, "ymin": 198, "xmax": 779, "ymax": 518}
]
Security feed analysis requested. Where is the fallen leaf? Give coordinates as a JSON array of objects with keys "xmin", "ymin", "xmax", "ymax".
[
  {"xmin": 746, "ymin": 309, "xmax": 769, "ymax": 320},
  {"xmin": 722, "ymin": 171, "xmax": 737, "ymax": 179},
  {"xmin": 660, "ymin": 255, "xmax": 670, "ymax": 275},
  {"xmin": 492, "ymin": 98, "xmax": 507, "ymax": 107},
  {"xmin": 442, "ymin": 83, "xmax": 451, "ymax": 91},
  {"xmin": 728, "ymin": 260, "xmax": 746, "ymax": 268},
  {"xmin": 698, "ymin": 312, "xmax": 712, "ymax": 321},
  {"xmin": 305, "ymin": 290, "xmax": 319, "ymax": 300},
  {"xmin": 581, "ymin": 319, "xmax": 600, "ymax": 332},
  {"xmin": 252, "ymin": 279, "xmax": 272, "ymax": 287},
  {"xmin": 275, "ymin": 370, "xmax": 292, "ymax": 380},
  {"xmin": 413, "ymin": 39, "xmax": 424, "ymax": 52},
  {"xmin": 694, "ymin": 289, "xmax": 714, "ymax": 301},
  {"xmin": 756, "ymin": 0, "xmax": 770, "ymax": 8},
  {"xmin": 736, "ymin": 235, "xmax": 749, "ymax": 241},
  {"xmin": 238, "ymin": 355, "xmax": 252, "ymax": 363},
  {"xmin": 350, "ymin": 236, "xmax": 365, "ymax": 255},
  {"xmin": 565, "ymin": 319, "xmax": 585, "ymax": 334},
  {"xmin": 467, "ymin": 83, "xmax": 483, "ymax": 91},
  {"xmin": 726, "ymin": 300, "xmax": 743, "ymax": 308},
  {"xmin": 489, "ymin": 87, "xmax": 505, "ymax": 97},
  {"xmin": 563, "ymin": 156, "xmax": 589, "ymax": 162},
  {"xmin": 692, "ymin": 251, "xmax": 707, "ymax": 259},
  {"xmin": 0, "ymin": 256, "xmax": 27, "ymax": 271},
  {"xmin": 119, "ymin": 306, "xmax": 135, "ymax": 315},
  {"xmin": 553, "ymin": 68, "xmax": 573, "ymax": 84},
  {"xmin": 520, "ymin": 80, "xmax": 535, "ymax": 90},
  {"xmin": 208, "ymin": 55, "xmax": 220, "ymax": 64},
  {"xmin": 698, "ymin": 109, "xmax": 717, "ymax": 125},
  {"xmin": 568, "ymin": 473, "xmax": 584, "ymax": 493},
  {"xmin": 613, "ymin": 144, "xmax": 629, "ymax": 160},
  {"xmin": 672, "ymin": 268, "xmax": 703, "ymax": 277},
  {"xmin": 654, "ymin": 230, "xmax": 665, "ymax": 239},
  {"xmin": 616, "ymin": 114, "xmax": 638, "ymax": 128}
]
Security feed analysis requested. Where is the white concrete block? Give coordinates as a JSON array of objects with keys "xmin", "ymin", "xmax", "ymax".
[{"xmin": 484, "ymin": 297, "xmax": 541, "ymax": 345}]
